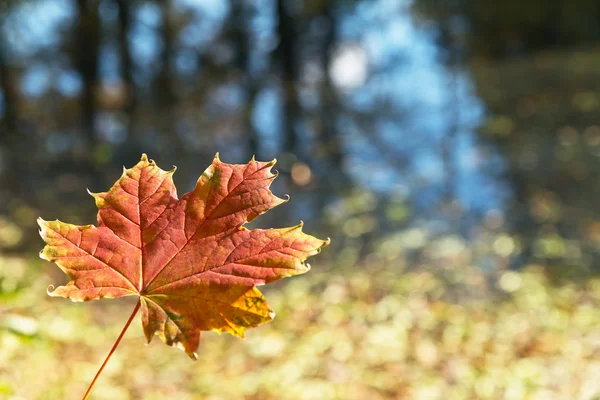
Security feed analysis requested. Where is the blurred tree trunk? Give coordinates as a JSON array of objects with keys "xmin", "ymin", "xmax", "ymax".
[
  {"xmin": 0, "ymin": 38, "xmax": 22, "ymax": 207},
  {"xmin": 245, "ymin": 84, "xmax": 260, "ymax": 159},
  {"xmin": 276, "ymin": 0, "xmax": 300, "ymax": 158},
  {"xmin": 157, "ymin": 0, "xmax": 175, "ymax": 109},
  {"xmin": 0, "ymin": 43, "xmax": 17, "ymax": 131},
  {"xmin": 320, "ymin": 6, "xmax": 349, "ymax": 190},
  {"xmin": 75, "ymin": 0, "xmax": 100, "ymax": 152},
  {"xmin": 114, "ymin": 0, "xmax": 140, "ymax": 166},
  {"xmin": 156, "ymin": 0, "xmax": 183, "ymax": 157},
  {"xmin": 116, "ymin": 0, "xmax": 135, "ymax": 116},
  {"xmin": 230, "ymin": 0, "xmax": 261, "ymax": 160}
]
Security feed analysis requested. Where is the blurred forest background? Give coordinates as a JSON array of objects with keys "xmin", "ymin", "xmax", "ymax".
[{"xmin": 3, "ymin": 0, "xmax": 600, "ymax": 399}]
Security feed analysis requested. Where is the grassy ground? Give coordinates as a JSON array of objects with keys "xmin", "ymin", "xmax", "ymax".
[{"xmin": 2, "ymin": 252, "xmax": 600, "ymax": 400}]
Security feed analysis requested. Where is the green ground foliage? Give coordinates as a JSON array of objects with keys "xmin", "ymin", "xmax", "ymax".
[{"xmin": 2, "ymin": 233, "xmax": 600, "ymax": 400}]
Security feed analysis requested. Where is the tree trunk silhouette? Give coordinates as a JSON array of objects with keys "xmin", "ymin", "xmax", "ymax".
[
  {"xmin": 0, "ymin": 42, "xmax": 17, "ymax": 131},
  {"xmin": 75, "ymin": 0, "xmax": 100, "ymax": 152},
  {"xmin": 113, "ymin": 0, "xmax": 140, "ymax": 167},
  {"xmin": 156, "ymin": 0, "xmax": 182, "ymax": 158},
  {"xmin": 230, "ymin": 0, "xmax": 261, "ymax": 160},
  {"xmin": 116, "ymin": 0, "xmax": 135, "ymax": 116},
  {"xmin": 276, "ymin": 0, "xmax": 300, "ymax": 158},
  {"xmin": 0, "ymin": 38, "xmax": 21, "ymax": 210},
  {"xmin": 320, "ymin": 6, "xmax": 349, "ymax": 190}
]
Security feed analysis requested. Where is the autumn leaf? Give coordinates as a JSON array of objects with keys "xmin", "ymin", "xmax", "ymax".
[{"xmin": 39, "ymin": 154, "xmax": 329, "ymax": 361}]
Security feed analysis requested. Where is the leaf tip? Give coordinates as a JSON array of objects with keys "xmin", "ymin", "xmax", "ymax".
[
  {"xmin": 213, "ymin": 152, "xmax": 221, "ymax": 162},
  {"xmin": 141, "ymin": 153, "xmax": 149, "ymax": 162},
  {"xmin": 87, "ymin": 189, "xmax": 106, "ymax": 208},
  {"xmin": 46, "ymin": 284, "xmax": 56, "ymax": 296},
  {"xmin": 174, "ymin": 342, "xmax": 198, "ymax": 360}
]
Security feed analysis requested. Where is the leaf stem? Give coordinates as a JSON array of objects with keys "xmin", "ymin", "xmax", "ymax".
[{"xmin": 82, "ymin": 299, "xmax": 141, "ymax": 400}]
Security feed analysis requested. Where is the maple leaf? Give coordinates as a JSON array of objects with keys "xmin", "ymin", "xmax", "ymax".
[{"xmin": 39, "ymin": 154, "xmax": 329, "ymax": 359}]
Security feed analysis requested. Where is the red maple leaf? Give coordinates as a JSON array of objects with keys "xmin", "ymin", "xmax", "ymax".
[{"xmin": 39, "ymin": 154, "xmax": 329, "ymax": 397}]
